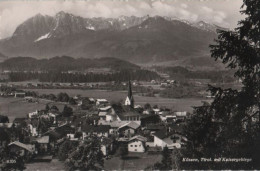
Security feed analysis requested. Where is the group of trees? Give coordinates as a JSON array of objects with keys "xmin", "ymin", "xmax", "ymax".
[
  {"xmin": 39, "ymin": 92, "xmax": 76, "ymax": 105},
  {"xmin": 179, "ymin": 0, "xmax": 260, "ymax": 169},
  {"xmin": 8, "ymin": 69, "xmax": 160, "ymax": 83},
  {"xmin": 65, "ymin": 136, "xmax": 104, "ymax": 170},
  {"xmin": 156, "ymin": 66, "xmax": 236, "ymax": 83}
]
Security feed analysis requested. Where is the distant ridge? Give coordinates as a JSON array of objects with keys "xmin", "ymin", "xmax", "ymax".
[{"xmin": 0, "ymin": 56, "xmax": 140, "ymax": 72}]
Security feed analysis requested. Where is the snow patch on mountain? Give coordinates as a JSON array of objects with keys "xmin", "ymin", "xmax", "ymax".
[{"xmin": 34, "ymin": 32, "xmax": 51, "ymax": 42}]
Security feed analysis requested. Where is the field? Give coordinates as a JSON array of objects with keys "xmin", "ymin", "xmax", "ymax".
[
  {"xmin": 104, "ymin": 152, "xmax": 162, "ymax": 170},
  {"xmin": 0, "ymin": 88, "xmax": 211, "ymax": 122},
  {"xmin": 25, "ymin": 159, "xmax": 65, "ymax": 171},
  {"xmin": 23, "ymin": 89, "xmax": 210, "ymax": 112},
  {"xmin": 0, "ymin": 97, "xmax": 67, "ymax": 122}
]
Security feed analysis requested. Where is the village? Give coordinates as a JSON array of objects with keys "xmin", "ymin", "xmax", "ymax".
[{"xmin": 0, "ymin": 80, "xmax": 189, "ymax": 170}]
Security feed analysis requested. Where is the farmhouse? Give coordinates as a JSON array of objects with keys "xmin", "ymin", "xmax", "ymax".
[
  {"xmin": 98, "ymin": 106, "xmax": 112, "ymax": 120},
  {"xmin": 118, "ymin": 121, "xmax": 140, "ymax": 138},
  {"xmin": 14, "ymin": 92, "xmax": 26, "ymax": 98},
  {"xmin": 9, "ymin": 141, "xmax": 35, "ymax": 157},
  {"xmin": 153, "ymin": 129, "xmax": 186, "ymax": 149},
  {"xmin": 96, "ymin": 99, "xmax": 109, "ymax": 106},
  {"xmin": 128, "ymin": 135, "xmax": 147, "ymax": 152},
  {"xmin": 81, "ymin": 125, "xmax": 111, "ymax": 138}
]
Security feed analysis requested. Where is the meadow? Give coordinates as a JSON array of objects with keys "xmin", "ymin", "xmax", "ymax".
[
  {"xmin": 23, "ymin": 89, "xmax": 210, "ymax": 112},
  {"xmin": 0, "ymin": 97, "xmax": 66, "ymax": 122},
  {"xmin": 0, "ymin": 88, "xmax": 210, "ymax": 122}
]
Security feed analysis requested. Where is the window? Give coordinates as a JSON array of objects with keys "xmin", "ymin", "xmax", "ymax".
[
  {"xmin": 130, "ymin": 145, "xmax": 133, "ymax": 147},
  {"xmin": 135, "ymin": 145, "xmax": 137, "ymax": 147}
]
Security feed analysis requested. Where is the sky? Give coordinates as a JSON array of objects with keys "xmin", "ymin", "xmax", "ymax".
[{"xmin": 0, "ymin": 0, "xmax": 244, "ymax": 39}]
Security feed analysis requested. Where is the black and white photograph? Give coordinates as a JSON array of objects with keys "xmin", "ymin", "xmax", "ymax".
[{"xmin": 0, "ymin": 0, "xmax": 259, "ymax": 170}]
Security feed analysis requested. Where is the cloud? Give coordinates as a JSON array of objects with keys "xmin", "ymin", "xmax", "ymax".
[
  {"xmin": 0, "ymin": 0, "xmax": 243, "ymax": 39},
  {"xmin": 181, "ymin": 3, "xmax": 188, "ymax": 9}
]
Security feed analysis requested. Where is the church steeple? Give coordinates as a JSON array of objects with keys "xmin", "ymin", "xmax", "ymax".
[{"xmin": 125, "ymin": 80, "xmax": 134, "ymax": 107}]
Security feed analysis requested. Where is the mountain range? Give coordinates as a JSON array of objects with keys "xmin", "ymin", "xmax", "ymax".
[{"xmin": 0, "ymin": 11, "xmax": 226, "ymax": 69}]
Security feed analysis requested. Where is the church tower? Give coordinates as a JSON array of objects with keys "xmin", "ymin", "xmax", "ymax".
[{"xmin": 125, "ymin": 80, "xmax": 134, "ymax": 107}]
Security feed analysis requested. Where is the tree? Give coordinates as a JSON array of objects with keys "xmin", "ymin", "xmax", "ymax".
[
  {"xmin": 0, "ymin": 115, "xmax": 9, "ymax": 123},
  {"xmin": 182, "ymin": 0, "xmax": 260, "ymax": 169},
  {"xmin": 45, "ymin": 104, "xmax": 50, "ymax": 111},
  {"xmin": 62, "ymin": 105, "xmax": 73, "ymax": 117},
  {"xmin": 50, "ymin": 105, "xmax": 59, "ymax": 112},
  {"xmin": 0, "ymin": 146, "xmax": 25, "ymax": 170},
  {"xmin": 144, "ymin": 103, "xmax": 151, "ymax": 110},
  {"xmin": 66, "ymin": 136, "xmax": 104, "ymax": 171},
  {"xmin": 152, "ymin": 147, "xmax": 172, "ymax": 170},
  {"xmin": 69, "ymin": 97, "xmax": 77, "ymax": 105},
  {"xmin": 57, "ymin": 93, "xmax": 70, "ymax": 102},
  {"xmin": 120, "ymin": 144, "xmax": 128, "ymax": 159},
  {"xmin": 58, "ymin": 140, "xmax": 76, "ymax": 161}
]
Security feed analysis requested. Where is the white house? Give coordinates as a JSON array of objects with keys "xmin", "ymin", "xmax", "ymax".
[
  {"xmin": 128, "ymin": 135, "xmax": 147, "ymax": 152},
  {"xmin": 96, "ymin": 99, "xmax": 109, "ymax": 106},
  {"xmin": 28, "ymin": 110, "xmax": 39, "ymax": 118},
  {"xmin": 153, "ymin": 129, "xmax": 185, "ymax": 149}
]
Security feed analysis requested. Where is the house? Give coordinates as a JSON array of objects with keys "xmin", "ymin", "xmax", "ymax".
[
  {"xmin": 175, "ymin": 111, "xmax": 187, "ymax": 121},
  {"xmin": 34, "ymin": 136, "xmax": 50, "ymax": 154},
  {"xmin": 98, "ymin": 106, "xmax": 112, "ymax": 120},
  {"xmin": 28, "ymin": 110, "xmax": 41, "ymax": 118},
  {"xmin": 28, "ymin": 118, "xmax": 39, "ymax": 137},
  {"xmin": 118, "ymin": 121, "xmax": 140, "ymax": 138},
  {"xmin": 14, "ymin": 92, "xmax": 26, "ymax": 98},
  {"xmin": 9, "ymin": 141, "xmax": 35, "ymax": 157},
  {"xmin": 141, "ymin": 114, "xmax": 161, "ymax": 127},
  {"xmin": 153, "ymin": 108, "xmax": 161, "ymax": 114},
  {"xmin": 128, "ymin": 135, "xmax": 147, "ymax": 152},
  {"xmin": 112, "ymin": 104, "xmax": 141, "ymax": 121},
  {"xmin": 96, "ymin": 99, "xmax": 109, "ymax": 106},
  {"xmin": 67, "ymin": 133, "xmax": 79, "ymax": 141},
  {"xmin": 81, "ymin": 125, "xmax": 111, "ymax": 138},
  {"xmin": 143, "ymin": 124, "xmax": 165, "ymax": 134},
  {"xmin": 13, "ymin": 117, "xmax": 27, "ymax": 127},
  {"xmin": 153, "ymin": 129, "xmax": 186, "ymax": 149},
  {"xmin": 160, "ymin": 114, "xmax": 176, "ymax": 123},
  {"xmin": 101, "ymin": 137, "xmax": 114, "ymax": 156},
  {"xmin": 98, "ymin": 120, "xmax": 141, "ymax": 135}
]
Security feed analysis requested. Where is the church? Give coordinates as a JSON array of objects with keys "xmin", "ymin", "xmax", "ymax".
[{"xmin": 125, "ymin": 80, "xmax": 134, "ymax": 107}]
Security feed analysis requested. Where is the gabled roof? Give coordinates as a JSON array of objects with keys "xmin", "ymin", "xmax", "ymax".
[
  {"xmin": 13, "ymin": 117, "xmax": 27, "ymax": 123},
  {"xmin": 9, "ymin": 141, "xmax": 34, "ymax": 152},
  {"xmin": 35, "ymin": 136, "xmax": 49, "ymax": 144},
  {"xmin": 112, "ymin": 105, "xmax": 140, "ymax": 120},
  {"xmin": 99, "ymin": 111, "xmax": 108, "ymax": 117},
  {"xmin": 81, "ymin": 125, "xmax": 111, "ymax": 133},
  {"xmin": 118, "ymin": 121, "xmax": 140, "ymax": 130},
  {"xmin": 99, "ymin": 106, "xmax": 112, "ymax": 111},
  {"xmin": 99, "ymin": 120, "xmax": 141, "ymax": 128},
  {"xmin": 145, "ymin": 124, "xmax": 165, "ymax": 131},
  {"xmin": 129, "ymin": 135, "xmax": 147, "ymax": 142},
  {"xmin": 153, "ymin": 129, "xmax": 173, "ymax": 140},
  {"xmin": 43, "ymin": 123, "xmax": 75, "ymax": 139}
]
